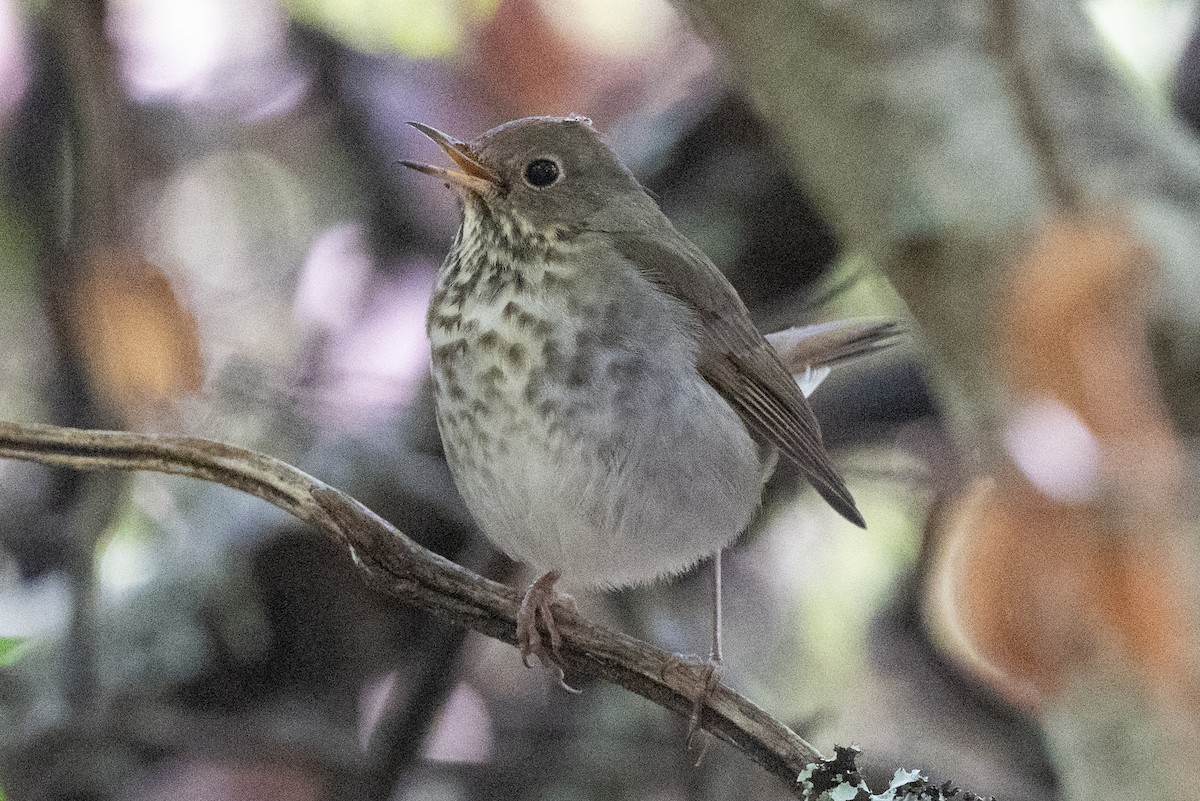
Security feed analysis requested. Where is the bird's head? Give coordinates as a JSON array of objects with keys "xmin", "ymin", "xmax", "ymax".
[{"xmin": 402, "ymin": 116, "xmax": 653, "ymax": 236}]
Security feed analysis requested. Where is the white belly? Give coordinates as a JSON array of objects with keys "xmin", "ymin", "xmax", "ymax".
[{"xmin": 430, "ymin": 260, "xmax": 769, "ymax": 590}]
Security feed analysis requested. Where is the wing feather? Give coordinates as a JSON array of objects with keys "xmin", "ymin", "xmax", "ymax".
[{"xmin": 613, "ymin": 229, "xmax": 865, "ymax": 528}]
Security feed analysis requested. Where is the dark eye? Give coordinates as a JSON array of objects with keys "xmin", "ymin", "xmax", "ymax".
[{"xmin": 523, "ymin": 158, "xmax": 561, "ymax": 188}]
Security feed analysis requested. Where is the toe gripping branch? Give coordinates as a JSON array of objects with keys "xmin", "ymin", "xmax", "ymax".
[{"xmin": 515, "ymin": 570, "xmax": 580, "ymax": 693}]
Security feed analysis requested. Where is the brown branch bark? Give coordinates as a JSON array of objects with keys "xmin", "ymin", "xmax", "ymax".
[{"xmin": 0, "ymin": 420, "xmax": 823, "ymax": 795}]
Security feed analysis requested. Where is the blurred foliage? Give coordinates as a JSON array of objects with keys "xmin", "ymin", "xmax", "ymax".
[
  {"xmin": 796, "ymin": 451, "xmax": 925, "ymax": 701},
  {"xmin": 1087, "ymin": 0, "xmax": 1196, "ymax": 100},
  {"xmin": 0, "ymin": 204, "xmax": 34, "ymax": 291},
  {"xmin": 0, "ymin": 202, "xmax": 44, "ymax": 426},
  {"xmin": 0, "ymin": 637, "xmax": 26, "ymax": 667},
  {"xmin": 279, "ymin": 0, "xmax": 498, "ymax": 57}
]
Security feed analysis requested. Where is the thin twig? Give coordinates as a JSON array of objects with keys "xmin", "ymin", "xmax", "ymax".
[{"xmin": 0, "ymin": 420, "xmax": 823, "ymax": 794}]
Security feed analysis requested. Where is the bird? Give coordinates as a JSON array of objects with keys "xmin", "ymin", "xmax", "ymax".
[{"xmin": 402, "ymin": 115, "xmax": 886, "ymax": 683}]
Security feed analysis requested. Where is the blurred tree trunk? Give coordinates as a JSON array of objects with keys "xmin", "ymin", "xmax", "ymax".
[{"xmin": 673, "ymin": 0, "xmax": 1200, "ymax": 796}]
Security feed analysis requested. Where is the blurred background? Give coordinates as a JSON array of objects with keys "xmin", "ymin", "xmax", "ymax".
[{"xmin": 0, "ymin": 0, "xmax": 1196, "ymax": 799}]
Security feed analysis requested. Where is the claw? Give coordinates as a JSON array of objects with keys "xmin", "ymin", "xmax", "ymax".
[
  {"xmin": 663, "ymin": 653, "xmax": 723, "ymax": 757},
  {"xmin": 686, "ymin": 660, "xmax": 721, "ymax": 750},
  {"xmin": 515, "ymin": 570, "xmax": 580, "ymax": 692}
]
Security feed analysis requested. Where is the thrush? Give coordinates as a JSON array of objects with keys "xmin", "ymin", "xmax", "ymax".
[{"xmin": 404, "ymin": 115, "xmax": 887, "ymax": 683}]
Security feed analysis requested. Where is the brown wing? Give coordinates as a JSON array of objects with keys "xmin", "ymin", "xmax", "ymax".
[{"xmin": 613, "ymin": 229, "xmax": 865, "ymax": 528}]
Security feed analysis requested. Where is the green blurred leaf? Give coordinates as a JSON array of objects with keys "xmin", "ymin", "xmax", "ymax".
[
  {"xmin": 281, "ymin": 0, "xmax": 498, "ymax": 58},
  {"xmin": 0, "ymin": 201, "xmax": 37, "ymax": 292},
  {"xmin": 0, "ymin": 636, "xmax": 28, "ymax": 666}
]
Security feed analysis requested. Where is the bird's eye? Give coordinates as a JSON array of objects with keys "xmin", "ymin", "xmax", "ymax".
[{"xmin": 523, "ymin": 158, "xmax": 561, "ymax": 188}]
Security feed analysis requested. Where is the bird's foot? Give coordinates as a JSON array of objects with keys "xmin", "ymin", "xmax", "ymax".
[
  {"xmin": 662, "ymin": 653, "xmax": 723, "ymax": 753},
  {"xmin": 517, "ymin": 570, "xmax": 579, "ymax": 693}
]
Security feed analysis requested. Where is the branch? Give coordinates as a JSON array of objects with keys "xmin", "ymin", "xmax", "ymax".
[
  {"xmin": 988, "ymin": 0, "xmax": 1080, "ymax": 212},
  {"xmin": 0, "ymin": 420, "xmax": 821, "ymax": 793}
]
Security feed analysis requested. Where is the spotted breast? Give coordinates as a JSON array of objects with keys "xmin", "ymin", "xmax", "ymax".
[{"xmin": 427, "ymin": 198, "xmax": 771, "ymax": 590}]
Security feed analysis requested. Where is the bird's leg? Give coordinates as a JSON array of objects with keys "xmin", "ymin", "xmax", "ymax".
[
  {"xmin": 685, "ymin": 552, "xmax": 725, "ymax": 753},
  {"xmin": 710, "ymin": 550, "xmax": 723, "ymax": 663},
  {"xmin": 516, "ymin": 570, "xmax": 579, "ymax": 693}
]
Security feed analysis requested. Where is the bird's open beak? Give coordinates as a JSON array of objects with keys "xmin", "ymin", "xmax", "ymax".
[{"xmin": 400, "ymin": 122, "xmax": 503, "ymax": 195}]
